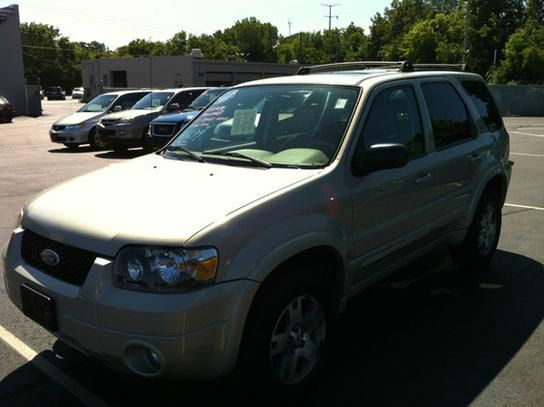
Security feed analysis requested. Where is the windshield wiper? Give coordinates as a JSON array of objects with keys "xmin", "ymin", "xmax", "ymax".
[
  {"xmin": 164, "ymin": 145, "xmax": 205, "ymax": 162},
  {"xmin": 202, "ymin": 151, "xmax": 271, "ymax": 168}
]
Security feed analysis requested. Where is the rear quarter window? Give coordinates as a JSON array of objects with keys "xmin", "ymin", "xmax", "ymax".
[{"xmin": 461, "ymin": 80, "xmax": 503, "ymax": 132}]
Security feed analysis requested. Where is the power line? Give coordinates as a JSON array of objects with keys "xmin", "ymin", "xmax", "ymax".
[{"xmin": 321, "ymin": 3, "xmax": 340, "ymax": 31}]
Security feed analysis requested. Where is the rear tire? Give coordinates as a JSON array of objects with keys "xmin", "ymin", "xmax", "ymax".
[
  {"xmin": 450, "ymin": 189, "xmax": 501, "ymax": 270},
  {"xmin": 233, "ymin": 265, "xmax": 333, "ymax": 394}
]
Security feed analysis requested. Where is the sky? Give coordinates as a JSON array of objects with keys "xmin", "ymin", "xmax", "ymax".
[{"xmin": 1, "ymin": 0, "xmax": 392, "ymax": 49}]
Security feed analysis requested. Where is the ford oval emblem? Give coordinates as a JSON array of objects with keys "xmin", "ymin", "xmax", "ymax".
[{"xmin": 40, "ymin": 249, "xmax": 60, "ymax": 266}]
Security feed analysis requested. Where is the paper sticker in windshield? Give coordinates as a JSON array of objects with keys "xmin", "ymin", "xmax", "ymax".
[
  {"xmin": 335, "ymin": 98, "xmax": 348, "ymax": 109},
  {"xmin": 231, "ymin": 109, "xmax": 257, "ymax": 136}
]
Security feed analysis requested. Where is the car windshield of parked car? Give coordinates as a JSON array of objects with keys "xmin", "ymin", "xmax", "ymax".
[
  {"xmin": 132, "ymin": 92, "xmax": 174, "ymax": 110},
  {"xmin": 0, "ymin": 96, "xmax": 7, "ymax": 104},
  {"xmin": 189, "ymin": 88, "xmax": 227, "ymax": 110},
  {"xmin": 78, "ymin": 94, "xmax": 117, "ymax": 113},
  {"xmin": 166, "ymin": 84, "xmax": 359, "ymax": 168}
]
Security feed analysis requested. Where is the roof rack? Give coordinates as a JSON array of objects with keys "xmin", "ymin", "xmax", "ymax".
[{"xmin": 295, "ymin": 60, "xmax": 468, "ymax": 75}]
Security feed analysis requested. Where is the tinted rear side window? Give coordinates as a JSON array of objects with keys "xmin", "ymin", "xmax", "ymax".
[
  {"xmin": 461, "ymin": 80, "xmax": 503, "ymax": 132},
  {"xmin": 422, "ymin": 82, "xmax": 473, "ymax": 149}
]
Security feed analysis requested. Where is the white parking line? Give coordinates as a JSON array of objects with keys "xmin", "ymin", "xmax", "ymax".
[
  {"xmin": 510, "ymin": 130, "xmax": 544, "ymax": 138},
  {"xmin": 0, "ymin": 324, "xmax": 107, "ymax": 407},
  {"xmin": 505, "ymin": 203, "xmax": 544, "ymax": 212},
  {"xmin": 510, "ymin": 152, "xmax": 544, "ymax": 158}
]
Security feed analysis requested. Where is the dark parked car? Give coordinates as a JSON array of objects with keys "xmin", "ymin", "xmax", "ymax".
[
  {"xmin": 97, "ymin": 87, "xmax": 208, "ymax": 151},
  {"xmin": 0, "ymin": 96, "xmax": 15, "ymax": 123},
  {"xmin": 45, "ymin": 86, "xmax": 66, "ymax": 100},
  {"xmin": 147, "ymin": 87, "xmax": 231, "ymax": 149}
]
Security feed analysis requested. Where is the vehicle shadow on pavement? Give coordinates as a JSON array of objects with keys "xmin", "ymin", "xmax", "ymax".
[
  {"xmin": 94, "ymin": 149, "xmax": 150, "ymax": 160},
  {"xmin": 48, "ymin": 146, "xmax": 105, "ymax": 154},
  {"xmin": 0, "ymin": 249, "xmax": 542, "ymax": 406}
]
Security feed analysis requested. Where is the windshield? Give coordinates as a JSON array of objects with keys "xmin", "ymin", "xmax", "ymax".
[
  {"xmin": 189, "ymin": 88, "xmax": 228, "ymax": 110},
  {"xmin": 132, "ymin": 92, "xmax": 174, "ymax": 110},
  {"xmin": 0, "ymin": 96, "xmax": 7, "ymax": 104},
  {"xmin": 78, "ymin": 94, "xmax": 117, "ymax": 113},
  {"xmin": 167, "ymin": 85, "xmax": 359, "ymax": 168}
]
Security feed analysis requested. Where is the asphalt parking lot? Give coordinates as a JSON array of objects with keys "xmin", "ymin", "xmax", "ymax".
[{"xmin": 0, "ymin": 100, "xmax": 543, "ymax": 406}]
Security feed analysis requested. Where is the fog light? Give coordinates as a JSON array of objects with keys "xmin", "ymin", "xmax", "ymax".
[
  {"xmin": 145, "ymin": 349, "xmax": 161, "ymax": 370},
  {"xmin": 123, "ymin": 344, "xmax": 163, "ymax": 377}
]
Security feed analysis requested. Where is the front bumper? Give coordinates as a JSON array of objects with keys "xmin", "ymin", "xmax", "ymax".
[
  {"xmin": 50, "ymin": 127, "xmax": 90, "ymax": 144},
  {"xmin": 2, "ymin": 228, "xmax": 259, "ymax": 379},
  {"xmin": 98, "ymin": 123, "xmax": 145, "ymax": 148}
]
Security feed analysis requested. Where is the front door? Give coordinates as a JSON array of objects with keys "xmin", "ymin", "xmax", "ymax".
[{"xmin": 348, "ymin": 82, "xmax": 439, "ymax": 285}]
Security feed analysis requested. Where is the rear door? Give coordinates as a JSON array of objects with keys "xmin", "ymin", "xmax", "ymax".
[{"xmin": 417, "ymin": 78, "xmax": 487, "ymax": 226}]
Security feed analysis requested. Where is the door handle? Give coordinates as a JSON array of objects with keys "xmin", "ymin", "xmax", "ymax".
[
  {"xmin": 468, "ymin": 152, "xmax": 482, "ymax": 162},
  {"xmin": 415, "ymin": 172, "xmax": 432, "ymax": 185}
]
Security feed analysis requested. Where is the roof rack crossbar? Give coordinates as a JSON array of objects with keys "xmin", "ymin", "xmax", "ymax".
[{"xmin": 296, "ymin": 60, "xmax": 468, "ymax": 75}]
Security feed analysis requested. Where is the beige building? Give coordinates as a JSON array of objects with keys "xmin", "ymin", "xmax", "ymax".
[{"xmin": 82, "ymin": 54, "xmax": 300, "ymax": 98}]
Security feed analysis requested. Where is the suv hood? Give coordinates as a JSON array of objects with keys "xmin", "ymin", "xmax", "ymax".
[
  {"xmin": 102, "ymin": 109, "xmax": 159, "ymax": 121},
  {"xmin": 153, "ymin": 110, "xmax": 197, "ymax": 124},
  {"xmin": 23, "ymin": 154, "xmax": 318, "ymax": 257},
  {"xmin": 55, "ymin": 112, "xmax": 103, "ymax": 125}
]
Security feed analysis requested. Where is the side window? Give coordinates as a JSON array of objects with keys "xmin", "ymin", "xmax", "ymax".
[
  {"xmin": 421, "ymin": 82, "xmax": 473, "ymax": 149},
  {"xmin": 116, "ymin": 92, "xmax": 147, "ymax": 110},
  {"xmin": 461, "ymin": 80, "xmax": 503, "ymax": 132},
  {"xmin": 359, "ymin": 85, "xmax": 425, "ymax": 159},
  {"xmin": 170, "ymin": 90, "xmax": 204, "ymax": 108}
]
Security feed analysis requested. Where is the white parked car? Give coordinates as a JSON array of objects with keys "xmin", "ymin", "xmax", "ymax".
[{"xmin": 71, "ymin": 87, "xmax": 85, "ymax": 99}]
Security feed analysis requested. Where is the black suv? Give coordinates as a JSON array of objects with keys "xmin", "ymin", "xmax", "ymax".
[{"xmin": 45, "ymin": 86, "xmax": 66, "ymax": 101}]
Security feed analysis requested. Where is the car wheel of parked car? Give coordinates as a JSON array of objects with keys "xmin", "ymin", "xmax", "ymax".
[
  {"xmin": 141, "ymin": 126, "xmax": 152, "ymax": 151},
  {"xmin": 450, "ymin": 189, "xmax": 501, "ymax": 270},
  {"xmin": 88, "ymin": 128, "xmax": 105, "ymax": 150},
  {"xmin": 233, "ymin": 265, "xmax": 333, "ymax": 393}
]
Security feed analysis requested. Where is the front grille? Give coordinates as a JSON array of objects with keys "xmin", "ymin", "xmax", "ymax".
[
  {"xmin": 98, "ymin": 129, "xmax": 115, "ymax": 137},
  {"xmin": 101, "ymin": 119, "xmax": 120, "ymax": 127},
  {"xmin": 152, "ymin": 123, "xmax": 176, "ymax": 136},
  {"xmin": 52, "ymin": 125, "xmax": 66, "ymax": 131},
  {"xmin": 21, "ymin": 230, "xmax": 97, "ymax": 286}
]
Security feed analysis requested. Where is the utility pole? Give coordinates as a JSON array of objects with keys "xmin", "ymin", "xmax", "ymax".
[{"xmin": 321, "ymin": 3, "xmax": 339, "ymax": 31}]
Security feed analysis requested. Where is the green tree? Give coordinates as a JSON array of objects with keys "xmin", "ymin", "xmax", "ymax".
[
  {"xmin": 222, "ymin": 17, "xmax": 279, "ymax": 62},
  {"xmin": 165, "ymin": 31, "xmax": 188, "ymax": 55},
  {"xmin": 20, "ymin": 22, "xmax": 81, "ymax": 90},
  {"xmin": 526, "ymin": 0, "xmax": 544, "ymax": 24},
  {"xmin": 401, "ymin": 11, "xmax": 465, "ymax": 63},
  {"xmin": 495, "ymin": 24, "xmax": 544, "ymax": 84}
]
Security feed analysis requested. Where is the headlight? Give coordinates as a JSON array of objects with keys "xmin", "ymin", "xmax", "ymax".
[
  {"xmin": 13, "ymin": 208, "xmax": 23, "ymax": 230},
  {"xmin": 64, "ymin": 123, "xmax": 85, "ymax": 130},
  {"xmin": 119, "ymin": 117, "xmax": 135, "ymax": 124},
  {"xmin": 113, "ymin": 246, "xmax": 218, "ymax": 292}
]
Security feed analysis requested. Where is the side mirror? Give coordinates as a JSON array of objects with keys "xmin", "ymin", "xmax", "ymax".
[
  {"xmin": 167, "ymin": 103, "xmax": 180, "ymax": 112},
  {"xmin": 112, "ymin": 105, "xmax": 122, "ymax": 112},
  {"xmin": 353, "ymin": 143, "xmax": 409, "ymax": 175}
]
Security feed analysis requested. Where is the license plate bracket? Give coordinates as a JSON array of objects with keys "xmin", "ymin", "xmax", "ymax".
[{"xmin": 20, "ymin": 284, "xmax": 58, "ymax": 331}]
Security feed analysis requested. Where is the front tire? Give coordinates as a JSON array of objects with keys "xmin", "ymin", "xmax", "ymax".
[
  {"xmin": 234, "ymin": 266, "xmax": 333, "ymax": 393},
  {"xmin": 450, "ymin": 189, "xmax": 501, "ymax": 270},
  {"xmin": 88, "ymin": 128, "xmax": 105, "ymax": 149}
]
